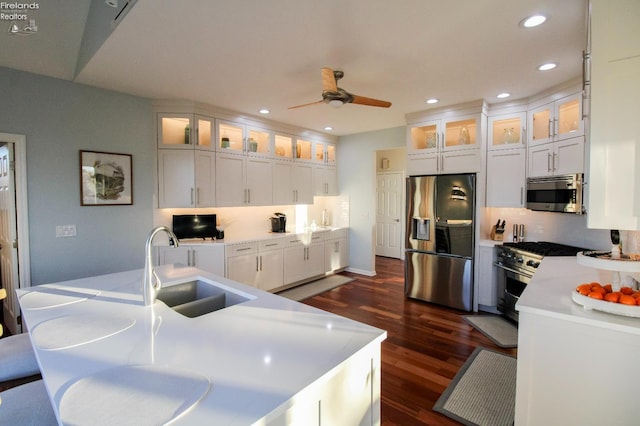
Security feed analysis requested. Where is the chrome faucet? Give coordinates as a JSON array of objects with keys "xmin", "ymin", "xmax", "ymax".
[{"xmin": 143, "ymin": 226, "xmax": 179, "ymax": 306}]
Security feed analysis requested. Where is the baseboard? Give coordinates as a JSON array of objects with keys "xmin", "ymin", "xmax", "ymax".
[{"xmin": 345, "ymin": 267, "xmax": 376, "ymax": 277}]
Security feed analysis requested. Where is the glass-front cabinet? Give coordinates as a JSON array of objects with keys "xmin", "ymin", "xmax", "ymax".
[
  {"xmin": 274, "ymin": 134, "xmax": 295, "ymax": 160},
  {"xmin": 312, "ymin": 141, "xmax": 337, "ymax": 165},
  {"xmin": 295, "ymin": 139, "xmax": 313, "ymax": 161},
  {"xmin": 444, "ymin": 116, "xmax": 478, "ymax": 150},
  {"xmin": 528, "ymin": 92, "xmax": 583, "ymax": 145},
  {"xmin": 488, "ymin": 112, "xmax": 526, "ymax": 150},
  {"xmin": 217, "ymin": 119, "xmax": 272, "ymax": 156},
  {"xmin": 407, "ymin": 120, "xmax": 439, "ymax": 155},
  {"xmin": 157, "ymin": 113, "xmax": 213, "ymax": 150}
]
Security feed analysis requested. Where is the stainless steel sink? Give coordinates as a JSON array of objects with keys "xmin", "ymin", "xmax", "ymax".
[{"xmin": 157, "ymin": 279, "xmax": 252, "ymax": 318}]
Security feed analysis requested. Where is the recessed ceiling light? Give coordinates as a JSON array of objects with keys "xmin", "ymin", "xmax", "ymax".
[
  {"xmin": 497, "ymin": 92, "xmax": 511, "ymax": 99},
  {"xmin": 426, "ymin": 98, "xmax": 439, "ymax": 104},
  {"xmin": 538, "ymin": 62, "xmax": 557, "ymax": 71},
  {"xmin": 324, "ymin": 126, "xmax": 333, "ymax": 131},
  {"xmin": 521, "ymin": 14, "xmax": 547, "ymax": 28},
  {"xmin": 258, "ymin": 108, "xmax": 270, "ymax": 114}
]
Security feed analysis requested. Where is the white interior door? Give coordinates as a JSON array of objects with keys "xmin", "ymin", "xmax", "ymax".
[
  {"xmin": 375, "ymin": 172, "xmax": 404, "ymax": 259},
  {"xmin": 0, "ymin": 144, "xmax": 20, "ymax": 334}
]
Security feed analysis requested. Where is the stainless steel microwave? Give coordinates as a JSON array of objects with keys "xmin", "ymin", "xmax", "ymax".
[{"xmin": 526, "ymin": 174, "xmax": 584, "ymax": 214}]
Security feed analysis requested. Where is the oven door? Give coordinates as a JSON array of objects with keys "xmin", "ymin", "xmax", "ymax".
[{"xmin": 494, "ymin": 262, "xmax": 532, "ymax": 323}]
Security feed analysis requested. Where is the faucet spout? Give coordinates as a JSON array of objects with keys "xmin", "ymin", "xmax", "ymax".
[{"xmin": 143, "ymin": 226, "xmax": 179, "ymax": 306}]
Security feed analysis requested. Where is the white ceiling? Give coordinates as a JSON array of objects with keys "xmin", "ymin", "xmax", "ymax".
[{"xmin": 0, "ymin": 0, "xmax": 587, "ymax": 136}]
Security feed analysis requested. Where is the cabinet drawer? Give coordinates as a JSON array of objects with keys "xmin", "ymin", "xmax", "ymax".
[
  {"xmin": 326, "ymin": 228, "xmax": 347, "ymax": 240},
  {"xmin": 226, "ymin": 242, "xmax": 258, "ymax": 257},
  {"xmin": 259, "ymin": 238, "xmax": 284, "ymax": 251}
]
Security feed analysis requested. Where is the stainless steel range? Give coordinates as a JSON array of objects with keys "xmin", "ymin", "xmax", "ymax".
[{"xmin": 495, "ymin": 241, "xmax": 590, "ymax": 322}]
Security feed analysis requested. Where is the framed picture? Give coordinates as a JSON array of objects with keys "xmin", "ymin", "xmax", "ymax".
[{"xmin": 80, "ymin": 150, "xmax": 133, "ymax": 206}]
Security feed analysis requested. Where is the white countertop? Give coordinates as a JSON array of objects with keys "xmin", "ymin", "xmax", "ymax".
[
  {"xmin": 516, "ymin": 256, "xmax": 640, "ymax": 335},
  {"xmin": 17, "ymin": 264, "xmax": 386, "ymax": 425}
]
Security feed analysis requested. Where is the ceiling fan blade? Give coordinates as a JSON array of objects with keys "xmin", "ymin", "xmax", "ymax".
[
  {"xmin": 288, "ymin": 100, "xmax": 324, "ymax": 109},
  {"xmin": 321, "ymin": 67, "xmax": 337, "ymax": 92},
  {"xmin": 350, "ymin": 94, "xmax": 392, "ymax": 108}
]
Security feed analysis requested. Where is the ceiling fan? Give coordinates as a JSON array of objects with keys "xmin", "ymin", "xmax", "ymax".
[{"xmin": 289, "ymin": 67, "xmax": 392, "ymax": 109}]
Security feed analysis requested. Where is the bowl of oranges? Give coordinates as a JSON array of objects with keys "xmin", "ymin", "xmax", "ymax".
[{"xmin": 572, "ymin": 282, "xmax": 640, "ymax": 317}]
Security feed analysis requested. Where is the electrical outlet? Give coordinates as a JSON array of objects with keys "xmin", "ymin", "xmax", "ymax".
[{"xmin": 56, "ymin": 225, "xmax": 76, "ymax": 237}]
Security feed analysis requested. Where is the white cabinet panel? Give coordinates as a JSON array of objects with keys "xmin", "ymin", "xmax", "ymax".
[
  {"xmin": 486, "ymin": 149, "xmax": 526, "ymax": 208},
  {"xmin": 158, "ymin": 150, "xmax": 195, "ymax": 208}
]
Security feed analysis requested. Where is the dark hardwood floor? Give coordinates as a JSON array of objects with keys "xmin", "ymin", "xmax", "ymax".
[{"xmin": 303, "ymin": 256, "xmax": 517, "ymax": 426}]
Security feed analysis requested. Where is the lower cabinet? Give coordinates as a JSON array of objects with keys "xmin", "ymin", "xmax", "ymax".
[
  {"xmin": 477, "ymin": 244, "xmax": 499, "ymax": 311},
  {"xmin": 325, "ymin": 232, "xmax": 349, "ymax": 273},
  {"xmin": 264, "ymin": 340, "xmax": 381, "ymax": 426},
  {"xmin": 284, "ymin": 241, "xmax": 325, "ymax": 285},
  {"xmin": 226, "ymin": 239, "xmax": 285, "ymax": 291},
  {"xmin": 158, "ymin": 244, "xmax": 225, "ymax": 276}
]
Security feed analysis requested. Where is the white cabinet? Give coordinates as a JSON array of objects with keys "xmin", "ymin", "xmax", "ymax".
[
  {"xmin": 158, "ymin": 149, "xmax": 215, "ymax": 208},
  {"xmin": 314, "ymin": 165, "xmax": 338, "ymax": 196},
  {"xmin": 226, "ymin": 239, "xmax": 285, "ymax": 291},
  {"xmin": 312, "ymin": 140, "xmax": 336, "ymax": 165},
  {"xmin": 587, "ymin": 0, "xmax": 640, "ymax": 230},
  {"xmin": 528, "ymin": 91, "xmax": 584, "ymax": 145},
  {"xmin": 527, "ymin": 136, "xmax": 584, "ymax": 177},
  {"xmin": 158, "ymin": 244, "xmax": 225, "ymax": 276},
  {"xmin": 325, "ymin": 229, "xmax": 349, "ymax": 273},
  {"xmin": 217, "ymin": 119, "xmax": 272, "ymax": 156},
  {"xmin": 486, "ymin": 149, "xmax": 526, "ymax": 207},
  {"xmin": 273, "ymin": 160, "xmax": 314, "ymax": 205},
  {"xmin": 157, "ymin": 113, "xmax": 214, "ymax": 150},
  {"xmin": 406, "ymin": 102, "xmax": 486, "ymax": 175},
  {"xmin": 477, "ymin": 245, "xmax": 498, "ymax": 310},
  {"xmin": 487, "ymin": 112, "xmax": 526, "ymax": 150},
  {"xmin": 215, "ymin": 151, "xmax": 273, "ymax": 206},
  {"xmin": 284, "ymin": 233, "xmax": 325, "ymax": 285}
]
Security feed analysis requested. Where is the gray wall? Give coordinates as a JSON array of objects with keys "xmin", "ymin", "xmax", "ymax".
[
  {"xmin": 0, "ymin": 67, "xmax": 154, "ymax": 285},
  {"xmin": 338, "ymin": 126, "xmax": 406, "ymax": 275}
]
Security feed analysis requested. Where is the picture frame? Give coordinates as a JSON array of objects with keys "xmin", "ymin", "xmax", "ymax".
[{"xmin": 80, "ymin": 150, "xmax": 133, "ymax": 206}]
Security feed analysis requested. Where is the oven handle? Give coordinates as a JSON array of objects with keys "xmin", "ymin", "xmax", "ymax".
[{"xmin": 493, "ymin": 261, "xmax": 533, "ymax": 279}]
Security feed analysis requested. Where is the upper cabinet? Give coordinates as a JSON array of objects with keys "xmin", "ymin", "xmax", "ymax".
[
  {"xmin": 587, "ymin": 0, "xmax": 640, "ymax": 230},
  {"xmin": 528, "ymin": 92, "xmax": 584, "ymax": 146},
  {"xmin": 406, "ymin": 101, "xmax": 486, "ymax": 175},
  {"xmin": 488, "ymin": 112, "xmax": 526, "ymax": 150},
  {"xmin": 217, "ymin": 119, "xmax": 272, "ymax": 156},
  {"xmin": 157, "ymin": 113, "xmax": 213, "ymax": 150}
]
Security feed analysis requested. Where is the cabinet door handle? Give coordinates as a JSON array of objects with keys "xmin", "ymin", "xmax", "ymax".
[
  {"xmin": 547, "ymin": 153, "xmax": 552, "ymax": 172},
  {"xmin": 196, "ymin": 188, "xmax": 200, "ymax": 205},
  {"xmin": 548, "ymin": 120, "xmax": 553, "ymax": 139},
  {"xmin": 552, "ymin": 152, "xmax": 557, "ymax": 171},
  {"xmin": 247, "ymin": 188, "xmax": 251, "ymax": 204},
  {"xmin": 189, "ymin": 249, "xmax": 195, "ymax": 267},
  {"xmin": 441, "ymin": 154, "xmax": 444, "ymax": 172},
  {"xmin": 554, "ymin": 118, "xmax": 559, "ymax": 137},
  {"xmin": 522, "ymin": 127, "xmax": 526, "ymax": 144},
  {"xmin": 260, "ymin": 255, "xmax": 263, "ymax": 271},
  {"xmin": 195, "ymin": 127, "xmax": 199, "ymax": 146},
  {"xmin": 520, "ymin": 187, "xmax": 524, "ymax": 205},
  {"xmin": 236, "ymin": 247, "xmax": 252, "ymax": 252},
  {"xmin": 190, "ymin": 188, "xmax": 194, "ymax": 205},
  {"xmin": 256, "ymin": 255, "xmax": 259, "ymax": 271}
]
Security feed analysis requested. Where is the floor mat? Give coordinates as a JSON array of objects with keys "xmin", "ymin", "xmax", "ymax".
[
  {"xmin": 463, "ymin": 315, "xmax": 518, "ymax": 348},
  {"xmin": 434, "ymin": 347, "xmax": 516, "ymax": 426},
  {"xmin": 276, "ymin": 275, "xmax": 354, "ymax": 301}
]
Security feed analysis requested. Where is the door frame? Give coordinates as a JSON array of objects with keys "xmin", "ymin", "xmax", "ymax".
[{"xmin": 0, "ymin": 132, "xmax": 31, "ymax": 333}]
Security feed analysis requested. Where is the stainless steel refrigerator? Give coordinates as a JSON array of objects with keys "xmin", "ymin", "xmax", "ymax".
[{"xmin": 405, "ymin": 174, "xmax": 475, "ymax": 311}]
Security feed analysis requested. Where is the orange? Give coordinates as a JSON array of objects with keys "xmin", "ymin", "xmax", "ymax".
[
  {"xmin": 603, "ymin": 284, "xmax": 613, "ymax": 293},
  {"xmin": 633, "ymin": 292, "xmax": 640, "ymax": 299},
  {"xmin": 588, "ymin": 291, "xmax": 604, "ymax": 300},
  {"xmin": 577, "ymin": 284, "xmax": 591, "ymax": 295},
  {"xmin": 590, "ymin": 286, "xmax": 606, "ymax": 296},
  {"xmin": 604, "ymin": 292, "xmax": 621, "ymax": 303},
  {"xmin": 620, "ymin": 287, "xmax": 634, "ymax": 296},
  {"xmin": 619, "ymin": 294, "xmax": 636, "ymax": 305}
]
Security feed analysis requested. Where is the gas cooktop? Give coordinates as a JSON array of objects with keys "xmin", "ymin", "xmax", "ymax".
[{"xmin": 501, "ymin": 241, "xmax": 590, "ymax": 257}]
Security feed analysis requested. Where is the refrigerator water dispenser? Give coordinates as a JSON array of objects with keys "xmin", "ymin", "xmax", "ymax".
[{"xmin": 412, "ymin": 218, "xmax": 431, "ymax": 241}]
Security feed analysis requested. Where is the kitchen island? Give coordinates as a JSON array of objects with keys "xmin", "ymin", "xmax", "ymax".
[
  {"xmin": 17, "ymin": 264, "xmax": 386, "ymax": 425},
  {"xmin": 515, "ymin": 257, "xmax": 640, "ymax": 425}
]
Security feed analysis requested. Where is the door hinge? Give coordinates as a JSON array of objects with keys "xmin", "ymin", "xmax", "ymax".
[{"xmin": 9, "ymin": 160, "xmax": 15, "ymax": 172}]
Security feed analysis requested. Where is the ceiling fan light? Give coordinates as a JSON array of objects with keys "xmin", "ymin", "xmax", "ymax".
[{"xmin": 328, "ymin": 99, "xmax": 344, "ymax": 108}]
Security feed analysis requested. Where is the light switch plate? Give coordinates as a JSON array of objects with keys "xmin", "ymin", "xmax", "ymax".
[{"xmin": 56, "ymin": 225, "xmax": 76, "ymax": 237}]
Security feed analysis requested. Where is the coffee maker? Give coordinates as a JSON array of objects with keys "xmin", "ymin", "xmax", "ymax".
[{"xmin": 270, "ymin": 213, "xmax": 286, "ymax": 233}]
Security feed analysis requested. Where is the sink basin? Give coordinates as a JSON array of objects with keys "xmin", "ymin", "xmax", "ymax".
[{"xmin": 157, "ymin": 279, "xmax": 253, "ymax": 318}]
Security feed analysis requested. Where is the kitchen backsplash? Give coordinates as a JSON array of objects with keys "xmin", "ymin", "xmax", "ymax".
[
  {"xmin": 485, "ymin": 207, "xmax": 614, "ymax": 251},
  {"xmin": 154, "ymin": 196, "xmax": 349, "ymax": 241}
]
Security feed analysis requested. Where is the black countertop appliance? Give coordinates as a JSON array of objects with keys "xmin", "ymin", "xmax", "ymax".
[{"xmin": 270, "ymin": 213, "xmax": 286, "ymax": 233}]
